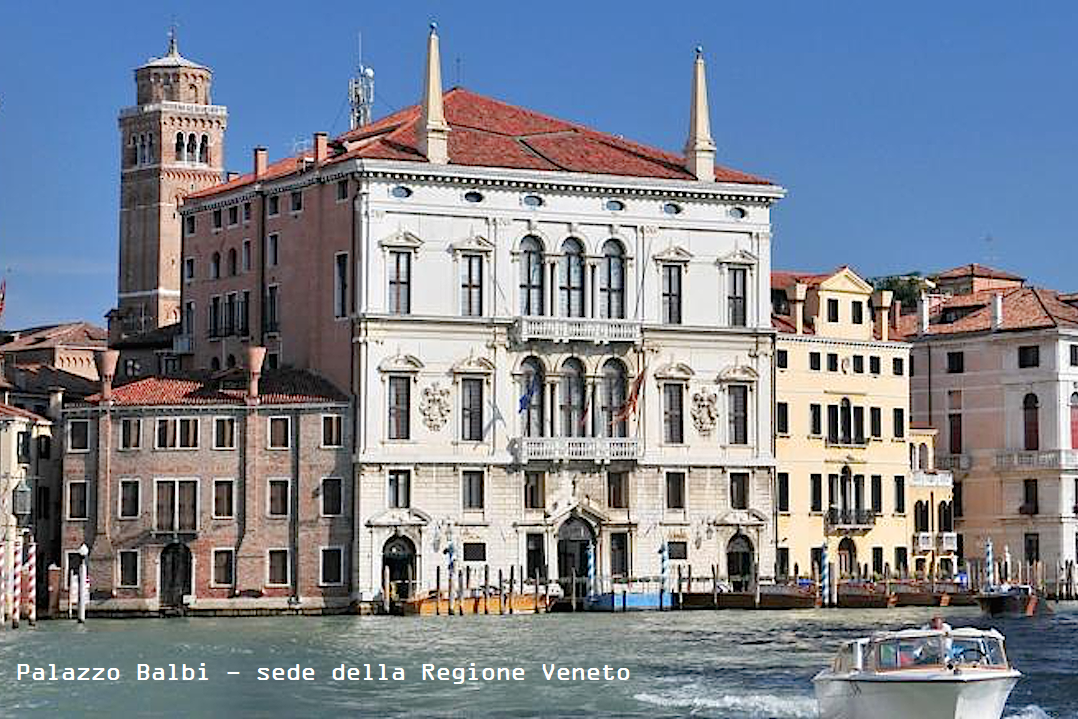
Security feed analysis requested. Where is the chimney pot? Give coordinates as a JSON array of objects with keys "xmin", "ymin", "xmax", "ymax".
[
  {"xmin": 96, "ymin": 350, "xmax": 120, "ymax": 401},
  {"xmin": 253, "ymin": 147, "xmax": 268, "ymax": 179},
  {"xmin": 245, "ymin": 346, "xmax": 267, "ymax": 402},
  {"xmin": 991, "ymin": 293, "xmax": 1004, "ymax": 330},
  {"xmin": 313, "ymin": 132, "xmax": 328, "ymax": 163},
  {"xmin": 891, "ymin": 299, "xmax": 901, "ymax": 329},
  {"xmin": 917, "ymin": 293, "xmax": 930, "ymax": 335}
]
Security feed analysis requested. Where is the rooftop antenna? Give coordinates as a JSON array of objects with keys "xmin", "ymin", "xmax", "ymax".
[
  {"xmin": 984, "ymin": 233, "xmax": 999, "ymax": 266},
  {"xmin": 455, "ymin": 56, "xmax": 462, "ymax": 87},
  {"xmin": 349, "ymin": 32, "xmax": 375, "ymax": 129}
]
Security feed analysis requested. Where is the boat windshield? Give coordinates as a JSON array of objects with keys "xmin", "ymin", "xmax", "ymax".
[
  {"xmin": 947, "ymin": 637, "xmax": 1008, "ymax": 668},
  {"xmin": 875, "ymin": 637, "xmax": 943, "ymax": 670}
]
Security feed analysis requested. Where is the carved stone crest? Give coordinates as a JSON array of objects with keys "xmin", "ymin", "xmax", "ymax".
[
  {"xmin": 419, "ymin": 383, "xmax": 451, "ymax": 431},
  {"xmin": 691, "ymin": 389, "xmax": 718, "ymax": 435}
]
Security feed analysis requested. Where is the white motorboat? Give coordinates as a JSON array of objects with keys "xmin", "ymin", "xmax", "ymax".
[{"xmin": 814, "ymin": 624, "xmax": 1020, "ymax": 719}]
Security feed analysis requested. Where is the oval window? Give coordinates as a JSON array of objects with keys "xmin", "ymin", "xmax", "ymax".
[
  {"xmin": 391, "ymin": 185, "xmax": 412, "ymax": 199},
  {"xmin": 662, "ymin": 202, "xmax": 683, "ymax": 215},
  {"xmin": 464, "ymin": 190, "xmax": 484, "ymax": 203},
  {"xmin": 605, "ymin": 199, "xmax": 626, "ymax": 212},
  {"xmin": 523, "ymin": 194, "xmax": 544, "ymax": 208},
  {"xmin": 730, "ymin": 206, "xmax": 748, "ymax": 220}
]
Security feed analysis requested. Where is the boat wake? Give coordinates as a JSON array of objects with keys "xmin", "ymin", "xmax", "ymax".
[
  {"xmin": 635, "ymin": 685, "xmax": 817, "ymax": 718},
  {"xmin": 1004, "ymin": 706, "xmax": 1063, "ymax": 719}
]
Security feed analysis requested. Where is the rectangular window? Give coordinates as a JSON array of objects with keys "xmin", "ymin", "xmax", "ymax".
[
  {"xmin": 810, "ymin": 548, "xmax": 823, "ymax": 574},
  {"xmin": 827, "ymin": 404, "xmax": 839, "ymax": 443},
  {"xmin": 213, "ymin": 208, "xmax": 222, "ymax": 229},
  {"xmin": 388, "ymin": 251, "xmax": 411, "ymax": 314},
  {"xmin": 869, "ymin": 356, "xmax": 881, "ymax": 375},
  {"xmin": 290, "ymin": 190, "xmax": 303, "ymax": 213},
  {"xmin": 851, "ymin": 301, "xmax": 863, "ymax": 324},
  {"xmin": 334, "ymin": 252, "xmax": 349, "ymax": 318},
  {"xmin": 460, "ymin": 254, "xmax": 484, "ymax": 317},
  {"xmin": 827, "ymin": 353, "xmax": 839, "ymax": 372},
  {"xmin": 776, "ymin": 349, "xmax": 788, "ymax": 369},
  {"xmin": 871, "ymin": 475, "xmax": 882, "ymax": 513},
  {"xmin": 461, "ymin": 378, "xmax": 484, "ymax": 441},
  {"xmin": 268, "ymin": 479, "xmax": 289, "ymax": 517},
  {"xmin": 462, "ymin": 543, "xmax": 486, "ymax": 563},
  {"xmin": 321, "ymin": 547, "xmax": 344, "ymax": 585},
  {"xmin": 1018, "ymin": 345, "xmax": 1040, "ymax": 368},
  {"xmin": 1071, "ymin": 345, "xmax": 1078, "ymax": 367},
  {"xmin": 154, "ymin": 479, "xmax": 198, "ymax": 532},
  {"xmin": 68, "ymin": 482, "xmax": 89, "ymax": 520},
  {"xmin": 1023, "ymin": 478, "xmax": 1039, "ymax": 514},
  {"xmin": 387, "ymin": 376, "xmax": 410, "ymax": 440},
  {"xmin": 213, "ymin": 549, "xmax": 235, "ymax": 586},
  {"xmin": 776, "ymin": 548, "xmax": 790, "ymax": 578},
  {"xmin": 524, "ymin": 472, "xmax": 545, "ymax": 509},
  {"xmin": 526, "ymin": 533, "xmax": 546, "ymax": 580},
  {"xmin": 666, "ymin": 471, "xmax": 686, "ymax": 509},
  {"xmin": 810, "ymin": 404, "xmax": 822, "ymax": 436},
  {"xmin": 337, "ymin": 179, "xmax": 349, "ymax": 201},
  {"xmin": 462, "ymin": 470, "xmax": 484, "ymax": 510},
  {"xmin": 119, "ymin": 550, "xmax": 139, "ymax": 588},
  {"xmin": 661, "ymin": 264, "xmax": 682, "ymax": 324},
  {"xmin": 870, "ymin": 407, "xmax": 882, "ymax": 438},
  {"xmin": 663, "ymin": 384, "xmax": 684, "ymax": 443},
  {"xmin": 321, "ymin": 477, "xmax": 343, "ymax": 516},
  {"xmin": 853, "ymin": 355, "xmax": 864, "ymax": 374},
  {"xmin": 155, "ymin": 418, "xmax": 199, "ymax": 449},
  {"xmin": 853, "ymin": 406, "xmax": 865, "ymax": 444},
  {"xmin": 243, "ymin": 202, "xmax": 251, "ymax": 222},
  {"xmin": 894, "ymin": 547, "xmax": 908, "ymax": 575},
  {"xmin": 208, "ymin": 295, "xmax": 221, "ymax": 336},
  {"xmin": 1024, "ymin": 533, "xmax": 1040, "ymax": 563},
  {"xmin": 322, "ymin": 415, "xmax": 343, "ymax": 447},
  {"xmin": 184, "ymin": 257, "xmax": 195, "ymax": 281},
  {"xmin": 811, "ymin": 474, "xmax": 823, "ymax": 512},
  {"xmin": 183, "ymin": 301, "xmax": 195, "ymax": 335},
  {"xmin": 68, "ymin": 420, "xmax": 89, "ymax": 452},
  {"xmin": 267, "ymin": 195, "xmax": 279, "ymax": 216},
  {"xmin": 954, "ymin": 481, "xmax": 963, "ymax": 518},
  {"xmin": 214, "ymin": 417, "xmax": 236, "ymax": 450},
  {"xmin": 894, "ymin": 475, "xmax": 906, "ymax": 514},
  {"xmin": 809, "ymin": 352, "xmax": 821, "ymax": 371},
  {"xmin": 730, "ymin": 472, "xmax": 749, "ymax": 510},
  {"xmin": 119, "ymin": 479, "xmax": 140, "ymax": 519},
  {"xmin": 776, "ymin": 402, "xmax": 789, "ymax": 434},
  {"xmin": 267, "ymin": 233, "xmax": 280, "ymax": 268},
  {"xmin": 947, "ymin": 351, "xmax": 965, "ymax": 374},
  {"xmin": 949, "ymin": 413, "xmax": 963, "ymax": 454},
  {"xmin": 120, "ymin": 418, "xmax": 141, "ymax": 450},
  {"xmin": 667, "ymin": 541, "xmax": 688, "ymax": 561},
  {"xmin": 213, "ymin": 479, "xmax": 234, "ymax": 518},
  {"xmin": 268, "ymin": 416, "xmax": 290, "ymax": 449},
  {"xmin": 242, "ymin": 240, "xmax": 251, "ymax": 272},
  {"xmin": 728, "ymin": 267, "xmax": 747, "ymax": 327},
  {"xmin": 893, "ymin": 357, "xmax": 905, "ymax": 375},
  {"xmin": 872, "ymin": 547, "xmax": 884, "ymax": 576},
  {"xmin": 610, "ymin": 533, "xmax": 629, "ymax": 577},
  {"xmin": 38, "ymin": 435, "xmax": 51, "ymax": 459},
  {"xmin": 267, "ymin": 549, "xmax": 289, "ymax": 585},
  {"xmin": 607, "ymin": 472, "xmax": 628, "ymax": 509},
  {"xmin": 185, "ymin": 215, "xmax": 195, "ymax": 235},
  {"xmin": 239, "ymin": 290, "xmax": 250, "ymax": 335},
  {"xmin": 388, "ymin": 469, "xmax": 411, "ymax": 508},
  {"xmin": 777, "ymin": 473, "xmax": 789, "ymax": 512},
  {"xmin": 228, "ymin": 205, "xmax": 238, "ymax": 226},
  {"xmin": 265, "ymin": 285, "xmax": 280, "ymax": 332},
  {"xmin": 728, "ymin": 385, "xmax": 748, "ymax": 445},
  {"xmin": 827, "ymin": 298, "xmax": 839, "ymax": 322},
  {"xmin": 893, "ymin": 408, "xmax": 905, "ymax": 438}
]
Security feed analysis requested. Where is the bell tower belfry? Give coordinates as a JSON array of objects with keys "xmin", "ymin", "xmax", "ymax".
[{"xmin": 110, "ymin": 31, "xmax": 227, "ymax": 340}]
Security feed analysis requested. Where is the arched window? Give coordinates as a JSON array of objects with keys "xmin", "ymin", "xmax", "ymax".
[
  {"xmin": 918, "ymin": 443, "xmax": 930, "ymax": 472},
  {"xmin": 559, "ymin": 238, "xmax": 585, "ymax": 318},
  {"xmin": 199, "ymin": 134, "xmax": 209, "ymax": 164},
  {"xmin": 839, "ymin": 466, "xmax": 852, "ymax": 513},
  {"xmin": 210, "ymin": 356, "xmax": 221, "ymax": 371},
  {"xmin": 226, "ymin": 354, "xmax": 236, "ymax": 368},
  {"xmin": 210, "ymin": 252, "xmax": 221, "ymax": 280},
  {"xmin": 598, "ymin": 239, "xmax": 625, "ymax": 319},
  {"xmin": 519, "ymin": 236, "xmax": 545, "ymax": 316},
  {"xmin": 137, "ymin": 134, "xmax": 146, "ymax": 165},
  {"xmin": 840, "ymin": 398, "xmax": 852, "ymax": 445},
  {"xmin": 600, "ymin": 359, "xmax": 628, "ymax": 438},
  {"xmin": 914, "ymin": 500, "xmax": 929, "ymax": 532},
  {"xmin": 175, "ymin": 132, "xmax": 185, "ymax": 161},
  {"xmin": 227, "ymin": 248, "xmax": 237, "ymax": 276},
  {"xmin": 1071, "ymin": 393, "xmax": 1078, "ymax": 450},
  {"xmin": 521, "ymin": 357, "xmax": 545, "ymax": 438},
  {"xmin": 187, "ymin": 134, "xmax": 198, "ymax": 163},
  {"xmin": 559, "ymin": 358, "xmax": 586, "ymax": 438},
  {"xmin": 938, "ymin": 501, "xmax": 953, "ymax": 532},
  {"xmin": 1023, "ymin": 393, "xmax": 1039, "ymax": 451},
  {"xmin": 146, "ymin": 133, "xmax": 154, "ymax": 164},
  {"xmin": 910, "ymin": 443, "xmax": 918, "ymax": 471}
]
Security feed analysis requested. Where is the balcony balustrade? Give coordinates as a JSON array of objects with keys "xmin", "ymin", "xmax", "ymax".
[
  {"xmin": 995, "ymin": 449, "xmax": 1078, "ymax": 471},
  {"xmin": 512, "ymin": 316, "xmax": 641, "ymax": 344},
  {"xmin": 937, "ymin": 532, "xmax": 958, "ymax": 554},
  {"xmin": 912, "ymin": 532, "xmax": 934, "ymax": 554},
  {"xmin": 936, "ymin": 454, "xmax": 971, "ymax": 471},
  {"xmin": 910, "ymin": 470, "xmax": 954, "ymax": 488},
  {"xmin": 512, "ymin": 436, "xmax": 641, "ymax": 463}
]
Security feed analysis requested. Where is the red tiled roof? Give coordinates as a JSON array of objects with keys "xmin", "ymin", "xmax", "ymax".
[
  {"xmin": 932, "ymin": 263, "xmax": 1025, "ymax": 282},
  {"xmin": 83, "ymin": 369, "xmax": 348, "ymax": 407},
  {"xmin": 771, "ymin": 267, "xmax": 855, "ymax": 291},
  {"xmin": 189, "ymin": 87, "xmax": 773, "ymax": 200},
  {"xmin": 0, "ymin": 402, "xmax": 48, "ymax": 423},
  {"xmin": 0, "ymin": 322, "xmax": 106, "ymax": 352},
  {"xmin": 772, "ymin": 313, "xmax": 812, "ymax": 335},
  {"xmin": 899, "ymin": 286, "xmax": 1078, "ymax": 338}
]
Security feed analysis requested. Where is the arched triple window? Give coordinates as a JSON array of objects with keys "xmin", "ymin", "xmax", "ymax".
[
  {"xmin": 210, "ymin": 252, "xmax": 221, "ymax": 280},
  {"xmin": 1023, "ymin": 393, "xmax": 1039, "ymax": 451},
  {"xmin": 559, "ymin": 238, "xmax": 585, "ymax": 318},
  {"xmin": 175, "ymin": 132, "xmax": 185, "ymax": 161},
  {"xmin": 600, "ymin": 358, "xmax": 628, "ymax": 438},
  {"xmin": 559, "ymin": 358, "xmax": 586, "ymax": 437},
  {"xmin": 1071, "ymin": 393, "xmax": 1078, "ymax": 450},
  {"xmin": 519, "ymin": 236, "xmax": 545, "ymax": 316},
  {"xmin": 199, "ymin": 134, "xmax": 209, "ymax": 164},
  {"xmin": 227, "ymin": 248, "xmax": 238, "ymax": 276},
  {"xmin": 521, "ymin": 357, "xmax": 545, "ymax": 438},
  {"xmin": 186, "ymin": 133, "xmax": 198, "ymax": 163},
  {"xmin": 598, "ymin": 239, "xmax": 625, "ymax": 319},
  {"xmin": 840, "ymin": 398, "xmax": 852, "ymax": 445}
]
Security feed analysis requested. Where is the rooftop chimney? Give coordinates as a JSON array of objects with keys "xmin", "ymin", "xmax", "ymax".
[
  {"xmin": 246, "ymin": 345, "xmax": 267, "ymax": 403},
  {"xmin": 917, "ymin": 293, "xmax": 930, "ymax": 335},
  {"xmin": 253, "ymin": 146, "xmax": 268, "ymax": 179},
  {"xmin": 96, "ymin": 350, "xmax": 119, "ymax": 402},
  {"xmin": 872, "ymin": 289, "xmax": 893, "ymax": 342},
  {"xmin": 313, "ymin": 132, "xmax": 328, "ymax": 163},
  {"xmin": 684, "ymin": 47, "xmax": 716, "ymax": 182},
  {"xmin": 418, "ymin": 23, "xmax": 450, "ymax": 164},
  {"xmin": 991, "ymin": 293, "xmax": 1004, "ymax": 330},
  {"xmin": 891, "ymin": 299, "xmax": 901, "ymax": 330},
  {"xmin": 791, "ymin": 282, "xmax": 808, "ymax": 335}
]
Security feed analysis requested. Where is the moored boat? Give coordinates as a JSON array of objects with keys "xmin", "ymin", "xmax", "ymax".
[
  {"xmin": 813, "ymin": 623, "xmax": 1020, "ymax": 719},
  {"xmin": 975, "ymin": 584, "xmax": 1049, "ymax": 617}
]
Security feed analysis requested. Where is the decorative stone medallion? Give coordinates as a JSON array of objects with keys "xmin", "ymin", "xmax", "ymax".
[
  {"xmin": 691, "ymin": 389, "xmax": 718, "ymax": 435},
  {"xmin": 419, "ymin": 383, "xmax": 451, "ymax": 431}
]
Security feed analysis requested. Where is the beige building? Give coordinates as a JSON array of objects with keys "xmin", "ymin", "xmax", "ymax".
[{"xmin": 772, "ymin": 267, "xmax": 955, "ymax": 580}]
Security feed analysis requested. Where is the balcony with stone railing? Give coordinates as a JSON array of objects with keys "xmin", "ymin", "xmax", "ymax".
[
  {"xmin": 910, "ymin": 470, "xmax": 954, "ymax": 488},
  {"xmin": 994, "ymin": 449, "xmax": 1078, "ymax": 471},
  {"xmin": 912, "ymin": 532, "xmax": 935, "ymax": 554},
  {"xmin": 512, "ymin": 316, "xmax": 642, "ymax": 344},
  {"xmin": 936, "ymin": 454, "xmax": 971, "ymax": 471},
  {"xmin": 937, "ymin": 532, "xmax": 959, "ymax": 554},
  {"xmin": 511, "ymin": 436, "xmax": 642, "ymax": 463}
]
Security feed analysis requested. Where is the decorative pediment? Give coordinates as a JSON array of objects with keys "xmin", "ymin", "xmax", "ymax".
[
  {"xmin": 378, "ymin": 353, "xmax": 424, "ymax": 373},
  {"xmin": 379, "ymin": 230, "xmax": 424, "ymax": 252},
  {"xmin": 717, "ymin": 363, "xmax": 758, "ymax": 383},
  {"xmin": 818, "ymin": 266, "xmax": 874, "ymax": 294},
  {"xmin": 654, "ymin": 362, "xmax": 695, "ymax": 381},
  {"xmin": 451, "ymin": 355, "xmax": 495, "ymax": 375},
  {"xmin": 365, "ymin": 506, "xmax": 432, "ymax": 528},
  {"xmin": 654, "ymin": 245, "xmax": 693, "ymax": 264},
  {"xmin": 450, "ymin": 234, "xmax": 495, "ymax": 254},
  {"xmin": 548, "ymin": 500, "xmax": 608, "ymax": 528},
  {"xmin": 717, "ymin": 248, "xmax": 757, "ymax": 266},
  {"xmin": 716, "ymin": 507, "xmax": 769, "ymax": 526}
]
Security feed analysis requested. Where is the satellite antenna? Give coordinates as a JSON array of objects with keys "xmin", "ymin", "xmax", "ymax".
[{"xmin": 349, "ymin": 33, "xmax": 375, "ymax": 129}]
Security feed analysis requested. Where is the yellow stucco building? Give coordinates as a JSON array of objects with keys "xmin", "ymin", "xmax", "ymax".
[{"xmin": 771, "ymin": 267, "xmax": 956, "ymax": 580}]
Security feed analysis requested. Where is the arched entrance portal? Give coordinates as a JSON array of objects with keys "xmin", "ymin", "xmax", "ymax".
[
  {"xmin": 160, "ymin": 543, "xmax": 192, "ymax": 608},
  {"xmin": 557, "ymin": 516, "xmax": 595, "ymax": 583},
  {"xmin": 838, "ymin": 537, "xmax": 857, "ymax": 577},
  {"xmin": 382, "ymin": 536, "xmax": 416, "ymax": 600},
  {"xmin": 726, "ymin": 534, "xmax": 755, "ymax": 592}
]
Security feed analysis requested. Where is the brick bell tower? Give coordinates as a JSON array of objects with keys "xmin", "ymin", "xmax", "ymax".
[{"xmin": 110, "ymin": 31, "xmax": 227, "ymax": 341}]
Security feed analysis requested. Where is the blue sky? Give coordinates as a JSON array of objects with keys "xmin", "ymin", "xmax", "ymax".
[{"xmin": 2, "ymin": 1, "xmax": 1076, "ymax": 329}]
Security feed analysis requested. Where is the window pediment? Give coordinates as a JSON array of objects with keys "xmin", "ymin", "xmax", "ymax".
[
  {"xmin": 654, "ymin": 245, "xmax": 693, "ymax": 264},
  {"xmin": 655, "ymin": 362, "xmax": 695, "ymax": 381},
  {"xmin": 717, "ymin": 363, "xmax": 758, "ymax": 383},
  {"xmin": 451, "ymin": 355, "xmax": 495, "ymax": 375},
  {"xmin": 717, "ymin": 248, "xmax": 757, "ymax": 266},
  {"xmin": 378, "ymin": 353, "xmax": 424, "ymax": 373},
  {"xmin": 450, "ymin": 234, "xmax": 494, "ymax": 254},
  {"xmin": 379, "ymin": 230, "xmax": 424, "ymax": 252}
]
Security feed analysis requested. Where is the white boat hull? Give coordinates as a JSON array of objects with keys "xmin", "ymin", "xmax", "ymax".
[{"xmin": 814, "ymin": 673, "xmax": 1019, "ymax": 719}]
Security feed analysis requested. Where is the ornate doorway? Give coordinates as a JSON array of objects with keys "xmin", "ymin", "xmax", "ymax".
[
  {"xmin": 160, "ymin": 543, "xmax": 192, "ymax": 607},
  {"xmin": 726, "ymin": 534, "xmax": 755, "ymax": 591},
  {"xmin": 557, "ymin": 516, "xmax": 594, "ymax": 582},
  {"xmin": 838, "ymin": 537, "xmax": 857, "ymax": 577},
  {"xmin": 382, "ymin": 536, "xmax": 416, "ymax": 599}
]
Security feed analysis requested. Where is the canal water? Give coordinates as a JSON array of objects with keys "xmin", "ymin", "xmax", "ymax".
[{"xmin": 1, "ymin": 605, "xmax": 1075, "ymax": 718}]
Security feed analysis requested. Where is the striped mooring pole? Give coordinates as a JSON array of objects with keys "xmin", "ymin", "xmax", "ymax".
[
  {"xmin": 820, "ymin": 543, "xmax": 830, "ymax": 607},
  {"xmin": 24, "ymin": 537, "xmax": 36, "ymax": 626},
  {"xmin": 659, "ymin": 541, "xmax": 669, "ymax": 609},
  {"xmin": 586, "ymin": 542, "xmax": 595, "ymax": 598},
  {"xmin": 11, "ymin": 536, "xmax": 21, "ymax": 629},
  {"xmin": 0, "ymin": 541, "xmax": 6, "ymax": 627}
]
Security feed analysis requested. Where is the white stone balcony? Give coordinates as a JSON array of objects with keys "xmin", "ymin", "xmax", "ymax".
[
  {"xmin": 936, "ymin": 454, "xmax": 971, "ymax": 471},
  {"xmin": 937, "ymin": 532, "xmax": 958, "ymax": 554},
  {"xmin": 172, "ymin": 334, "xmax": 193, "ymax": 354},
  {"xmin": 910, "ymin": 470, "xmax": 953, "ymax": 488},
  {"xmin": 912, "ymin": 532, "xmax": 934, "ymax": 554},
  {"xmin": 512, "ymin": 316, "xmax": 641, "ymax": 344},
  {"xmin": 512, "ymin": 436, "xmax": 641, "ymax": 463},
  {"xmin": 994, "ymin": 449, "xmax": 1078, "ymax": 471}
]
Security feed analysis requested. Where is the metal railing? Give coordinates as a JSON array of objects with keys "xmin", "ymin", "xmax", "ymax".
[
  {"xmin": 910, "ymin": 470, "xmax": 954, "ymax": 488},
  {"xmin": 825, "ymin": 508, "xmax": 876, "ymax": 529},
  {"xmin": 512, "ymin": 436, "xmax": 642, "ymax": 463},
  {"xmin": 936, "ymin": 454, "xmax": 971, "ymax": 471},
  {"xmin": 513, "ymin": 316, "xmax": 642, "ymax": 344}
]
